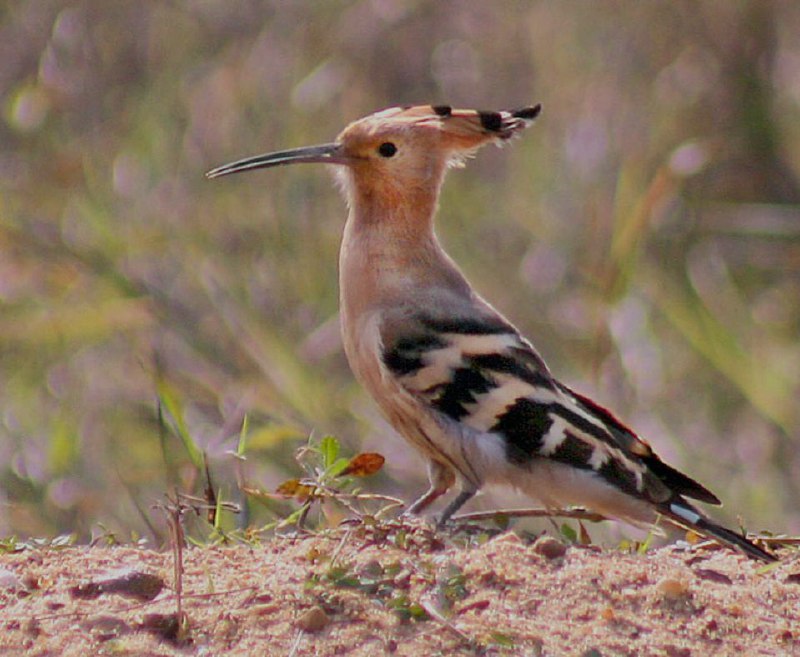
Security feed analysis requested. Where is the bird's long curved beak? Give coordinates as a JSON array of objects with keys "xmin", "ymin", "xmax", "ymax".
[{"xmin": 206, "ymin": 142, "xmax": 345, "ymax": 179}]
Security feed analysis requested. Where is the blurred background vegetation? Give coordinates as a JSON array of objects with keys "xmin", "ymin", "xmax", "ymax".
[{"xmin": 1, "ymin": 0, "xmax": 798, "ymax": 544}]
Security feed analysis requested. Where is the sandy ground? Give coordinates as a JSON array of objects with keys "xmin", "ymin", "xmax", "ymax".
[{"xmin": 0, "ymin": 523, "xmax": 798, "ymax": 657}]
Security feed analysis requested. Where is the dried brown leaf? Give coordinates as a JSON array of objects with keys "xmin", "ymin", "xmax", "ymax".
[
  {"xmin": 694, "ymin": 569, "xmax": 733, "ymax": 585},
  {"xmin": 276, "ymin": 479, "xmax": 317, "ymax": 500},
  {"xmin": 340, "ymin": 453, "xmax": 385, "ymax": 477}
]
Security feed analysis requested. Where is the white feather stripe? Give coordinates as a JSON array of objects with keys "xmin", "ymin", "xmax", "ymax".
[
  {"xmin": 462, "ymin": 375, "xmax": 559, "ymax": 432},
  {"xmin": 447, "ymin": 332, "xmax": 521, "ymax": 354},
  {"xmin": 556, "ymin": 390, "xmax": 619, "ymax": 434},
  {"xmin": 539, "ymin": 414, "xmax": 645, "ymax": 482},
  {"xmin": 670, "ymin": 503, "xmax": 701, "ymax": 525},
  {"xmin": 539, "ymin": 416, "xmax": 571, "ymax": 455},
  {"xmin": 588, "ymin": 445, "xmax": 610, "ymax": 470},
  {"xmin": 400, "ymin": 331, "xmax": 520, "ymax": 392},
  {"xmin": 402, "ymin": 344, "xmax": 462, "ymax": 391}
]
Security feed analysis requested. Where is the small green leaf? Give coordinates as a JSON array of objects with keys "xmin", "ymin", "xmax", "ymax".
[
  {"xmin": 327, "ymin": 565, "xmax": 361, "ymax": 588},
  {"xmin": 756, "ymin": 559, "xmax": 783, "ymax": 576},
  {"xmin": 186, "ymin": 535, "xmax": 206, "ymax": 548},
  {"xmin": 157, "ymin": 381, "xmax": 203, "ymax": 468},
  {"xmin": 319, "ymin": 435, "xmax": 340, "ymax": 470},
  {"xmin": 326, "ymin": 457, "xmax": 351, "ymax": 479},
  {"xmin": 213, "ymin": 486, "xmax": 224, "ymax": 530},
  {"xmin": 281, "ymin": 507, "xmax": 307, "ymax": 527},
  {"xmin": 236, "ymin": 414, "xmax": 249, "ymax": 457},
  {"xmin": 492, "ymin": 512, "xmax": 510, "ymax": 531},
  {"xmin": 387, "ymin": 594, "xmax": 411, "ymax": 619},
  {"xmin": 560, "ymin": 523, "xmax": 578, "ymax": 543},
  {"xmin": 0, "ymin": 536, "xmax": 20, "ymax": 554},
  {"xmin": 637, "ymin": 529, "xmax": 655, "ymax": 554},
  {"xmin": 444, "ymin": 572, "xmax": 468, "ymax": 601},
  {"xmin": 489, "ymin": 631, "xmax": 515, "ymax": 647}
]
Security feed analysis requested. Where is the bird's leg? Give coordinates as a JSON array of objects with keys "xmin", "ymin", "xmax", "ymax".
[
  {"xmin": 402, "ymin": 460, "xmax": 455, "ymax": 516},
  {"xmin": 436, "ymin": 487, "xmax": 477, "ymax": 528}
]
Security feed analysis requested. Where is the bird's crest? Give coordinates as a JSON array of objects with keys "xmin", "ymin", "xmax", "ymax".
[
  {"xmin": 340, "ymin": 104, "xmax": 541, "ymax": 165},
  {"xmin": 366, "ymin": 104, "xmax": 541, "ymax": 139}
]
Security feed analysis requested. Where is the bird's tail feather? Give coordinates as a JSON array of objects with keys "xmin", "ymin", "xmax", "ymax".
[{"xmin": 664, "ymin": 500, "xmax": 775, "ymax": 562}]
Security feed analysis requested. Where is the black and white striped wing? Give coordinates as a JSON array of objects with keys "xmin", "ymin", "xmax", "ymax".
[
  {"xmin": 380, "ymin": 310, "xmax": 774, "ymax": 561},
  {"xmin": 381, "ymin": 312, "xmax": 718, "ymax": 507}
]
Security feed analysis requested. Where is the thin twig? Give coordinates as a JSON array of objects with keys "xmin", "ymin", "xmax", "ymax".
[
  {"xmin": 287, "ymin": 629, "xmax": 304, "ymax": 657},
  {"xmin": 752, "ymin": 536, "xmax": 800, "ymax": 546},
  {"xmin": 155, "ymin": 494, "xmax": 191, "ymax": 642},
  {"xmin": 418, "ymin": 596, "xmax": 473, "ymax": 646},
  {"xmin": 167, "ymin": 503, "xmax": 185, "ymax": 621},
  {"xmin": 322, "ymin": 490, "xmax": 404, "ymax": 504},
  {"xmin": 328, "ymin": 527, "xmax": 354, "ymax": 569},
  {"xmin": 177, "ymin": 492, "xmax": 240, "ymax": 514},
  {"xmin": 254, "ymin": 484, "xmax": 404, "ymax": 507},
  {"xmin": 452, "ymin": 507, "xmax": 607, "ymax": 524}
]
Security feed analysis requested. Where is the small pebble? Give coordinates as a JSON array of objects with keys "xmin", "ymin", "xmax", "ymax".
[
  {"xmin": 0, "ymin": 568, "xmax": 22, "ymax": 590},
  {"xmin": 297, "ymin": 606, "xmax": 329, "ymax": 633},
  {"xmin": 491, "ymin": 531, "xmax": 522, "ymax": 545},
  {"xmin": 532, "ymin": 535, "xmax": 567, "ymax": 560},
  {"xmin": 657, "ymin": 577, "xmax": 690, "ymax": 600}
]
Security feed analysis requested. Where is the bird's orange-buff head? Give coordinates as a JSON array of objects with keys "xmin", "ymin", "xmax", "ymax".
[{"xmin": 207, "ymin": 104, "xmax": 540, "ymax": 211}]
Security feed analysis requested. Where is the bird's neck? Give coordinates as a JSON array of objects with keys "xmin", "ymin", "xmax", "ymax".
[{"xmin": 338, "ymin": 186, "xmax": 470, "ymax": 322}]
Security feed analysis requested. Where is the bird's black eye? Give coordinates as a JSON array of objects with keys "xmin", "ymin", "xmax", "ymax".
[{"xmin": 378, "ymin": 142, "xmax": 397, "ymax": 158}]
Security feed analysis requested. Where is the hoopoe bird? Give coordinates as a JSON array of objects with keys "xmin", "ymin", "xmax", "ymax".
[{"xmin": 208, "ymin": 104, "xmax": 774, "ymax": 561}]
